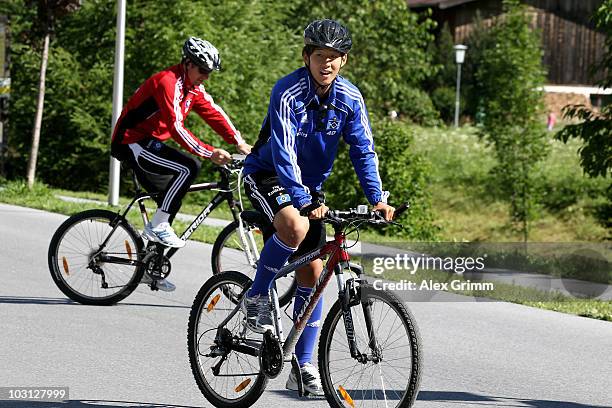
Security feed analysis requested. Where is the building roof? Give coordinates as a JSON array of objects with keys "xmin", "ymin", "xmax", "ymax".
[{"xmin": 408, "ymin": 0, "xmax": 479, "ymax": 9}]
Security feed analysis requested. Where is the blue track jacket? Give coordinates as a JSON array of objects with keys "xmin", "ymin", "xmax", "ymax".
[{"xmin": 244, "ymin": 67, "xmax": 388, "ymax": 209}]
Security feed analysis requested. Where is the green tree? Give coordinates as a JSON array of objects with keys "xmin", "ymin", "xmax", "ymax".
[
  {"xmin": 291, "ymin": 0, "xmax": 439, "ymax": 124},
  {"xmin": 3, "ymin": 0, "xmax": 298, "ymax": 190},
  {"xmin": 556, "ymin": 0, "xmax": 612, "ymax": 227},
  {"xmin": 476, "ymin": 0, "xmax": 549, "ymax": 241},
  {"xmin": 3, "ymin": 0, "xmax": 438, "ymax": 239},
  {"xmin": 427, "ymin": 22, "xmax": 458, "ymax": 123},
  {"xmin": 462, "ymin": 11, "xmax": 497, "ymax": 122}
]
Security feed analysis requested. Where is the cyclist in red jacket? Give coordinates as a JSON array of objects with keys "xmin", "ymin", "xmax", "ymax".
[{"xmin": 112, "ymin": 37, "xmax": 250, "ymax": 291}]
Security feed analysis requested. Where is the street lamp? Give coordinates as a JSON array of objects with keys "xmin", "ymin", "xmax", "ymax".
[
  {"xmin": 108, "ymin": 0, "xmax": 126, "ymax": 206},
  {"xmin": 453, "ymin": 44, "xmax": 467, "ymax": 128}
]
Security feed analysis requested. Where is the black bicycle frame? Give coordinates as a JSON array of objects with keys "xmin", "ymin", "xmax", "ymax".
[{"xmin": 98, "ymin": 167, "xmax": 242, "ymax": 265}]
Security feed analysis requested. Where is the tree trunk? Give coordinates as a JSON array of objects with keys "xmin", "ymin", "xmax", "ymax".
[{"xmin": 26, "ymin": 30, "xmax": 50, "ymax": 189}]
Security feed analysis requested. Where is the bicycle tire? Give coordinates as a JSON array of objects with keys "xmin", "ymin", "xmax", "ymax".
[
  {"xmin": 211, "ymin": 220, "xmax": 296, "ymax": 307},
  {"xmin": 188, "ymin": 271, "xmax": 268, "ymax": 408},
  {"xmin": 48, "ymin": 209, "xmax": 145, "ymax": 306},
  {"xmin": 318, "ymin": 284, "xmax": 422, "ymax": 408}
]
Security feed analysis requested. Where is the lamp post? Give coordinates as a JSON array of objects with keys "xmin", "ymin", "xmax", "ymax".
[
  {"xmin": 108, "ymin": 0, "xmax": 126, "ymax": 205},
  {"xmin": 453, "ymin": 44, "xmax": 467, "ymax": 128}
]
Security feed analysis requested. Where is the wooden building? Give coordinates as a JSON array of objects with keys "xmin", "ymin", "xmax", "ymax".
[{"xmin": 409, "ymin": 0, "xmax": 607, "ymax": 86}]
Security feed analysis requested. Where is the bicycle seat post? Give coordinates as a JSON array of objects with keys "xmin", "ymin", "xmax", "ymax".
[
  {"xmin": 128, "ymin": 167, "xmax": 151, "ymax": 225},
  {"xmin": 130, "ymin": 168, "xmax": 143, "ymax": 194}
]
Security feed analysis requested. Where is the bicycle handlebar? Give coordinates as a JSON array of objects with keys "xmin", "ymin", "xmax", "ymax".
[{"xmin": 324, "ymin": 202, "xmax": 410, "ymax": 226}]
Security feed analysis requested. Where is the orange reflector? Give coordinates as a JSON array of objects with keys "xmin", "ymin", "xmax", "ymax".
[
  {"xmin": 207, "ymin": 294, "xmax": 221, "ymax": 312},
  {"xmin": 235, "ymin": 378, "xmax": 251, "ymax": 392},
  {"xmin": 62, "ymin": 257, "xmax": 70, "ymax": 276},
  {"xmin": 125, "ymin": 240, "xmax": 133, "ymax": 260},
  {"xmin": 254, "ymin": 229, "xmax": 262, "ymax": 235},
  {"xmin": 338, "ymin": 385, "xmax": 354, "ymax": 408}
]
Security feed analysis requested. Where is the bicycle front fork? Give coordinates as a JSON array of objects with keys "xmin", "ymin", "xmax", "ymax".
[{"xmin": 341, "ymin": 275, "xmax": 382, "ymax": 364}]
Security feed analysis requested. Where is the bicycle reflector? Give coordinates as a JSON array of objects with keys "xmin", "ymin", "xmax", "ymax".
[
  {"xmin": 207, "ymin": 294, "xmax": 221, "ymax": 312},
  {"xmin": 125, "ymin": 240, "xmax": 133, "ymax": 260},
  {"xmin": 62, "ymin": 257, "xmax": 70, "ymax": 276},
  {"xmin": 235, "ymin": 378, "xmax": 251, "ymax": 392},
  {"xmin": 338, "ymin": 385, "xmax": 355, "ymax": 408}
]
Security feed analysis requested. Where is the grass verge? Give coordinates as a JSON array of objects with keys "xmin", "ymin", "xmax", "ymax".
[{"xmin": 1, "ymin": 180, "xmax": 224, "ymax": 245}]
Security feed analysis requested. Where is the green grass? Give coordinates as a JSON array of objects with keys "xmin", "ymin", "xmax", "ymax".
[
  {"xmin": 54, "ymin": 186, "xmax": 236, "ymax": 221},
  {"xmin": 1, "ymin": 180, "xmax": 225, "ymax": 245},
  {"xmin": 410, "ymin": 125, "xmax": 609, "ymax": 242}
]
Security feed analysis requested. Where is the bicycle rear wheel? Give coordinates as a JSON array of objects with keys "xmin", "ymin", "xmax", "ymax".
[
  {"xmin": 188, "ymin": 271, "xmax": 268, "ymax": 408},
  {"xmin": 211, "ymin": 220, "xmax": 296, "ymax": 307},
  {"xmin": 319, "ymin": 284, "xmax": 422, "ymax": 408},
  {"xmin": 48, "ymin": 209, "xmax": 144, "ymax": 306}
]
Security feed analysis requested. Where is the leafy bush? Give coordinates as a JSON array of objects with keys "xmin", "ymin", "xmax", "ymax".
[
  {"xmin": 325, "ymin": 119, "xmax": 438, "ymax": 240},
  {"xmin": 426, "ymin": 22, "xmax": 460, "ymax": 124},
  {"xmin": 430, "ymin": 86, "xmax": 456, "ymax": 124},
  {"xmin": 291, "ymin": 0, "xmax": 439, "ymax": 125}
]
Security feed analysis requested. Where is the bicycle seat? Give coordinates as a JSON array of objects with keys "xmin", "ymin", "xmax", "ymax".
[{"xmin": 240, "ymin": 210, "xmax": 268, "ymax": 228}]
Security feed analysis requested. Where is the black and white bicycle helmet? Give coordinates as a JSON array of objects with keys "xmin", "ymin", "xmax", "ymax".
[
  {"xmin": 304, "ymin": 19, "xmax": 352, "ymax": 54},
  {"xmin": 182, "ymin": 37, "xmax": 222, "ymax": 71}
]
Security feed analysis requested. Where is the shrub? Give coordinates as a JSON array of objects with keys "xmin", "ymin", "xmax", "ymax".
[
  {"xmin": 475, "ymin": 0, "xmax": 549, "ymax": 240},
  {"xmin": 325, "ymin": 118, "xmax": 438, "ymax": 240}
]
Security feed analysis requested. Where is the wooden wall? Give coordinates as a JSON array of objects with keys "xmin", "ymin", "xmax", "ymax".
[{"xmin": 433, "ymin": 0, "xmax": 607, "ymax": 85}]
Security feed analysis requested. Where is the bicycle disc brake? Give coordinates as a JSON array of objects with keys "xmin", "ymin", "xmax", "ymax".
[{"xmin": 259, "ymin": 330, "xmax": 283, "ymax": 379}]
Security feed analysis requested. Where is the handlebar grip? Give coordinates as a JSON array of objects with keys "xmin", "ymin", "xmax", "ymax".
[{"xmin": 394, "ymin": 202, "xmax": 410, "ymax": 219}]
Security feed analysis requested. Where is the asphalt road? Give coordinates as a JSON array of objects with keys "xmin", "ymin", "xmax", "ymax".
[{"xmin": 0, "ymin": 203, "xmax": 611, "ymax": 408}]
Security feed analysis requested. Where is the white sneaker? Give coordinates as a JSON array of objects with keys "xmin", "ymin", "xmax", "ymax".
[
  {"xmin": 286, "ymin": 362, "xmax": 324, "ymax": 396},
  {"xmin": 241, "ymin": 293, "xmax": 274, "ymax": 334},
  {"xmin": 140, "ymin": 273, "xmax": 176, "ymax": 292},
  {"xmin": 143, "ymin": 222, "xmax": 185, "ymax": 248}
]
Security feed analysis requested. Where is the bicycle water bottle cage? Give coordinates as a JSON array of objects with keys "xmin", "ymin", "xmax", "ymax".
[{"xmin": 259, "ymin": 330, "xmax": 283, "ymax": 379}]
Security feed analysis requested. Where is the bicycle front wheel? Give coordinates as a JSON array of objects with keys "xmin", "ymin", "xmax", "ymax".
[
  {"xmin": 188, "ymin": 271, "xmax": 268, "ymax": 408},
  {"xmin": 319, "ymin": 284, "xmax": 422, "ymax": 408},
  {"xmin": 48, "ymin": 209, "xmax": 144, "ymax": 306},
  {"xmin": 211, "ymin": 220, "xmax": 296, "ymax": 307}
]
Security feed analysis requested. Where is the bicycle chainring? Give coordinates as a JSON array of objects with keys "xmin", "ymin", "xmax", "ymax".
[
  {"xmin": 259, "ymin": 330, "xmax": 283, "ymax": 379},
  {"xmin": 142, "ymin": 251, "xmax": 171, "ymax": 280}
]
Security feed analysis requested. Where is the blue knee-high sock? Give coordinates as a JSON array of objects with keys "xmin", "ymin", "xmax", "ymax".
[
  {"xmin": 293, "ymin": 285, "xmax": 323, "ymax": 366},
  {"xmin": 248, "ymin": 233, "xmax": 297, "ymax": 297}
]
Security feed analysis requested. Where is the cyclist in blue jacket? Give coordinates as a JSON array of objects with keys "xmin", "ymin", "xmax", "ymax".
[{"xmin": 242, "ymin": 19, "xmax": 395, "ymax": 396}]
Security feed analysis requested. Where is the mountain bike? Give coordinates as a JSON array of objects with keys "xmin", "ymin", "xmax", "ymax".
[
  {"xmin": 47, "ymin": 156, "xmax": 295, "ymax": 306},
  {"xmin": 188, "ymin": 204, "xmax": 422, "ymax": 408}
]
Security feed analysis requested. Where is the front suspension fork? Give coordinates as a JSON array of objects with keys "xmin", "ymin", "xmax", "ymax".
[{"xmin": 342, "ymin": 278, "xmax": 382, "ymax": 363}]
